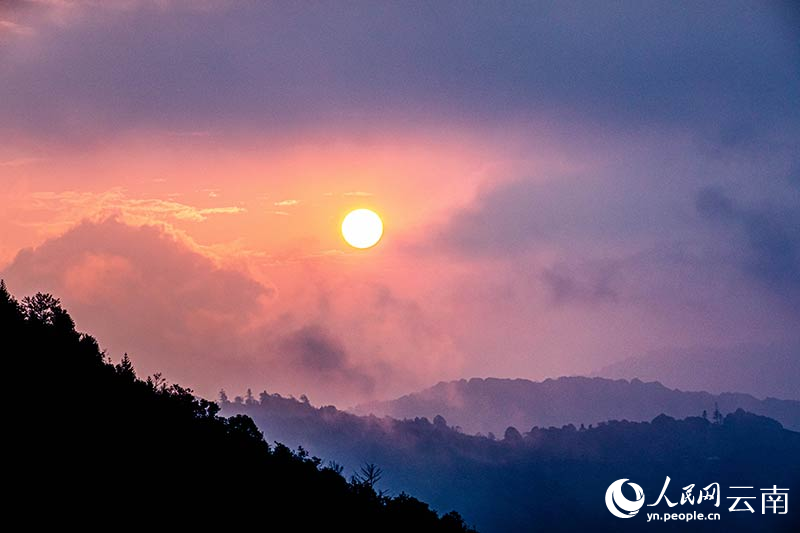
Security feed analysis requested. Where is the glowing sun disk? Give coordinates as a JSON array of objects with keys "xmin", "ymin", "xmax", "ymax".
[{"xmin": 342, "ymin": 209, "xmax": 383, "ymax": 249}]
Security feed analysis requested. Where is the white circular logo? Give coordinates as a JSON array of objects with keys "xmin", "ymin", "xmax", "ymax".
[{"xmin": 605, "ymin": 478, "xmax": 645, "ymax": 518}]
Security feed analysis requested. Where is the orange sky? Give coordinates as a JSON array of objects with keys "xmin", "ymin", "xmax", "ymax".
[{"xmin": 0, "ymin": 127, "xmax": 577, "ymax": 403}]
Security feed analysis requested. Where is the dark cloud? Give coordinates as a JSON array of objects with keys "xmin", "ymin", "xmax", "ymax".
[
  {"xmin": 696, "ymin": 186, "xmax": 800, "ymax": 300},
  {"xmin": 696, "ymin": 186, "xmax": 735, "ymax": 219},
  {"xmin": 283, "ymin": 325, "xmax": 348, "ymax": 372},
  {"xmin": 432, "ymin": 175, "xmax": 661, "ymax": 257},
  {"xmin": 1, "ymin": 1, "xmax": 797, "ymax": 144},
  {"xmin": 434, "ymin": 180, "xmax": 548, "ymax": 256},
  {"xmin": 540, "ymin": 263, "xmax": 618, "ymax": 305},
  {"xmin": 280, "ymin": 325, "xmax": 375, "ymax": 394}
]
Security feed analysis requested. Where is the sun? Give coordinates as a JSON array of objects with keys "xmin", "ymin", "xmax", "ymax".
[{"xmin": 342, "ymin": 208, "xmax": 383, "ymax": 249}]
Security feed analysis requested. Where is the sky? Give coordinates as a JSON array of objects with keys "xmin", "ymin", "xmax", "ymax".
[{"xmin": 1, "ymin": 0, "xmax": 799, "ymax": 406}]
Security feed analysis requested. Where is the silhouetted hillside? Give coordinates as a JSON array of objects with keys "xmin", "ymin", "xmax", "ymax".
[
  {"xmin": 2, "ymin": 281, "xmax": 474, "ymax": 531},
  {"xmin": 227, "ymin": 391, "xmax": 800, "ymax": 532},
  {"xmin": 353, "ymin": 376, "xmax": 800, "ymax": 435}
]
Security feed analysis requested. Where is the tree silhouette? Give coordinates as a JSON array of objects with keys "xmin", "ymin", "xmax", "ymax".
[
  {"xmin": 116, "ymin": 353, "xmax": 136, "ymax": 382},
  {"xmin": 356, "ymin": 463, "xmax": 384, "ymax": 489},
  {"xmin": 21, "ymin": 292, "xmax": 75, "ymax": 331},
  {"xmin": 327, "ymin": 461, "xmax": 345, "ymax": 475},
  {"xmin": 503, "ymin": 426, "xmax": 522, "ymax": 442},
  {"xmin": 713, "ymin": 402, "xmax": 723, "ymax": 424}
]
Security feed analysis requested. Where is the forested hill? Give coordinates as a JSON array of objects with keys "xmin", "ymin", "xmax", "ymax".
[
  {"xmin": 226, "ymin": 390, "xmax": 800, "ymax": 532},
  {"xmin": 1, "ymin": 281, "xmax": 474, "ymax": 531}
]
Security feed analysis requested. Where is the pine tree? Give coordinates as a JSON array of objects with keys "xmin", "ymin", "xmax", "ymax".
[{"xmin": 713, "ymin": 402, "xmax": 723, "ymax": 424}]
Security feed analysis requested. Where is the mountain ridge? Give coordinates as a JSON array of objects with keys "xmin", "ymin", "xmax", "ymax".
[{"xmin": 352, "ymin": 376, "xmax": 800, "ymax": 435}]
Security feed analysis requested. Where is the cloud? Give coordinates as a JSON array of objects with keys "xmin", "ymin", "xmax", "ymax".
[
  {"xmin": 188, "ymin": 206, "xmax": 245, "ymax": 219},
  {"xmin": 1, "ymin": 218, "xmax": 272, "ymax": 386},
  {"xmin": 167, "ymin": 130, "xmax": 212, "ymax": 137},
  {"xmin": 1, "ymin": 2, "xmax": 797, "ymax": 145},
  {"xmin": 343, "ymin": 191, "xmax": 373, "ymax": 198},
  {"xmin": 283, "ymin": 325, "xmax": 348, "ymax": 371},
  {"xmin": 0, "ymin": 156, "xmax": 40, "ymax": 166},
  {"xmin": 540, "ymin": 263, "xmax": 618, "ymax": 305},
  {"xmin": 280, "ymin": 325, "xmax": 375, "ymax": 394},
  {"xmin": 28, "ymin": 188, "xmax": 246, "ymax": 227},
  {"xmin": 273, "ymin": 199, "xmax": 299, "ymax": 207},
  {"xmin": 432, "ymin": 176, "xmax": 645, "ymax": 257},
  {"xmin": 417, "ymin": 164, "xmax": 800, "ymax": 382},
  {"xmin": 0, "ymin": 217, "xmax": 443, "ymax": 404},
  {"xmin": 433, "ymin": 179, "xmax": 545, "ymax": 256},
  {"xmin": 0, "ymin": 19, "xmax": 33, "ymax": 37},
  {"xmin": 696, "ymin": 186, "xmax": 800, "ymax": 300}
]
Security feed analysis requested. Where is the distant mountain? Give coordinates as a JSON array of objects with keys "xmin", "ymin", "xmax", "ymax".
[
  {"xmin": 353, "ymin": 376, "xmax": 800, "ymax": 435},
  {"xmin": 226, "ymin": 392, "xmax": 800, "ymax": 533},
  {"xmin": 594, "ymin": 344, "xmax": 800, "ymax": 400}
]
